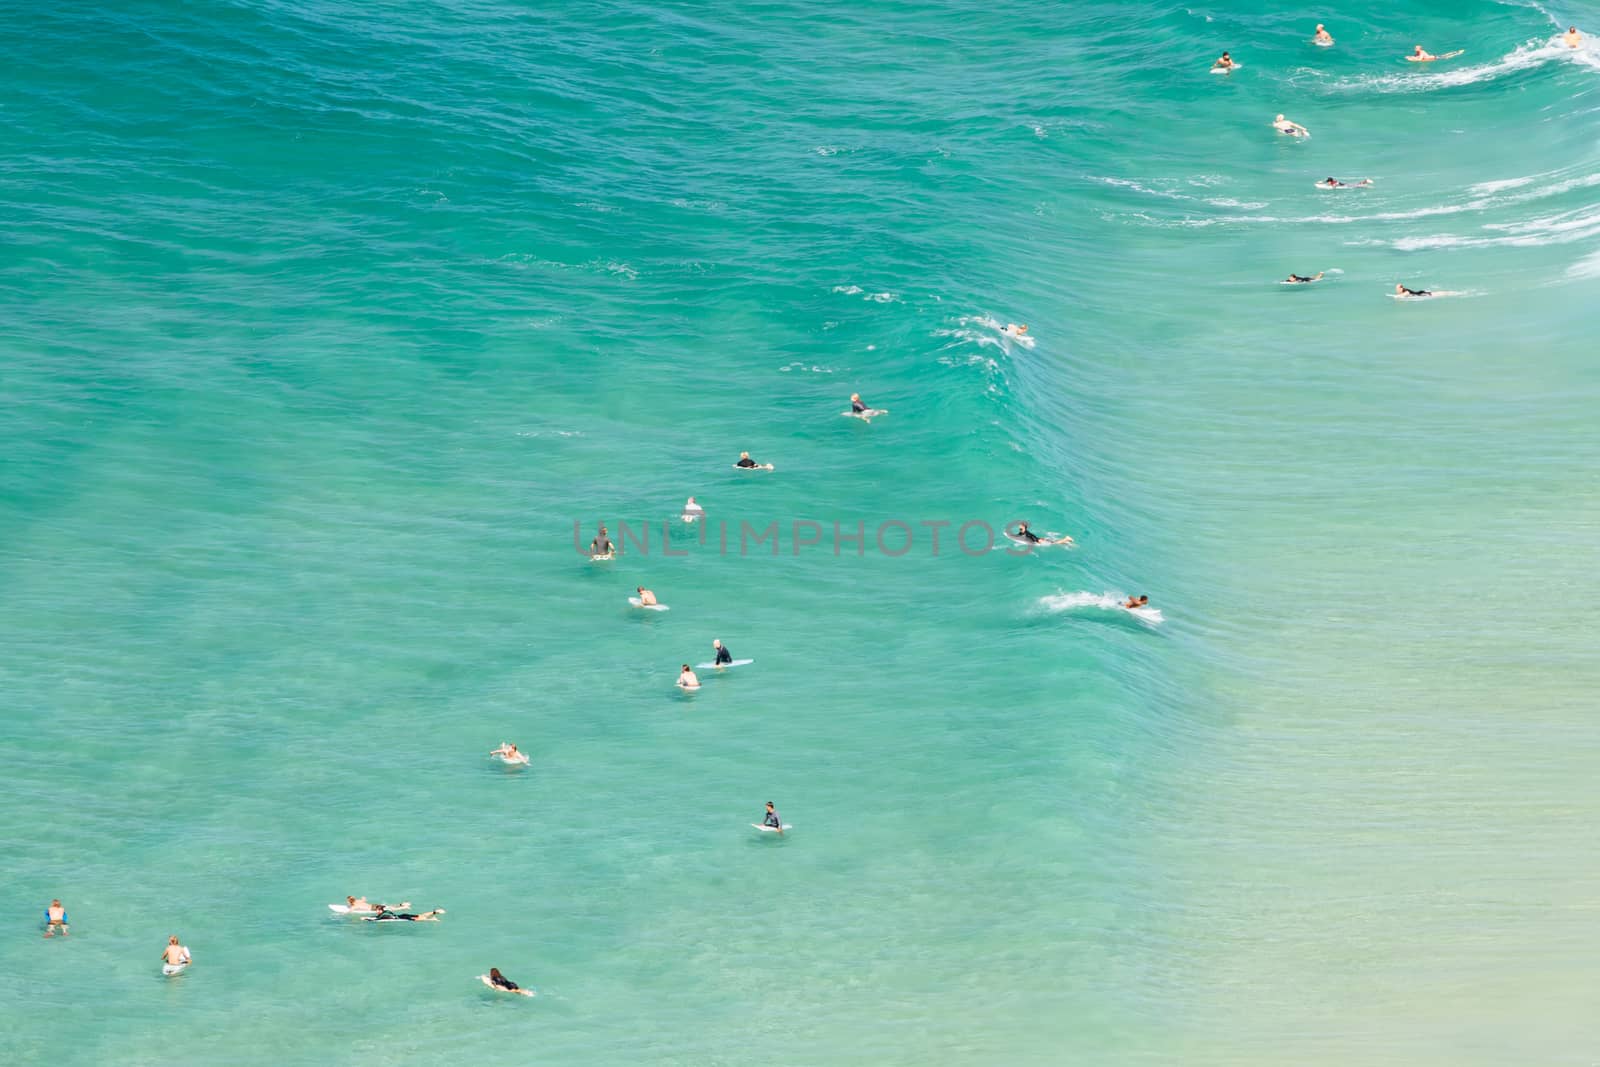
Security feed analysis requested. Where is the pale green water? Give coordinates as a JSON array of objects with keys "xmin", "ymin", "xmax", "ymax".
[{"xmin": 4, "ymin": 1, "xmax": 1599, "ymax": 1063}]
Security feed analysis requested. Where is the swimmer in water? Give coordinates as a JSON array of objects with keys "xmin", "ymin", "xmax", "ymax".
[
  {"xmin": 678, "ymin": 664, "xmax": 701, "ymax": 689},
  {"xmin": 1122, "ymin": 595, "xmax": 1150, "ymax": 610},
  {"xmin": 161, "ymin": 935, "xmax": 192, "ymax": 969},
  {"xmin": 636, "ymin": 586, "xmax": 658, "ymax": 606},
  {"xmin": 1272, "ymin": 114, "xmax": 1309, "ymax": 137},
  {"xmin": 1284, "ymin": 272, "xmax": 1324, "ymax": 284},
  {"xmin": 1395, "ymin": 283, "xmax": 1432, "ymax": 297},
  {"xmin": 763, "ymin": 802, "xmax": 783, "ymax": 832},
  {"xmin": 1314, "ymin": 24, "xmax": 1333, "ymax": 45},
  {"xmin": 1564, "ymin": 26, "xmax": 1582, "ymax": 48},
  {"xmin": 490, "ymin": 742, "xmax": 524, "ymax": 761},
  {"xmin": 44, "ymin": 899, "xmax": 69, "ymax": 937},
  {"xmin": 366, "ymin": 908, "xmax": 446, "ymax": 922},
  {"xmin": 1212, "ymin": 51, "xmax": 1236, "ymax": 70},
  {"xmin": 711, "ymin": 639, "xmax": 733, "ymax": 666},
  {"xmin": 485, "ymin": 967, "xmax": 533, "ymax": 995},
  {"xmin": 589, "ymin": 524, "xmax": 614, "ymax": 556}
]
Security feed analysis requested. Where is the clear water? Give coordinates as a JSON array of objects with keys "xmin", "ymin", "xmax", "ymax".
[{"xmin": 4, "ymin": 1, "xmax": 1599, "ymax": 1063}]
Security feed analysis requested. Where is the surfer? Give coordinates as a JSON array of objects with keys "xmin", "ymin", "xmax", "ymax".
[
  {"xmin": 636, "ymin": 586, "xmax": 658, "ymax": 606},
  {"xmin": 1395, "ymin": 283, "xmax": 1432, "ymax": 297},
  {"xmin": 1002, "ymin": 323, "xmax": 1028, "ymax": 338},
  {"xmin": 161, "ymin": 935, "xmax": 191, "ymax": 969},
  {"xmin": 1313, "ymin": 24, "xmax": 1333, "ymax": 45},
  {"xmin": 1564, "ymin": 26, "xmax": 1583, "ymax": 48},
  {"xmin": 850, "ymin": 393, "xmax": 870, "ymax": 414},
  {"xmin": 1409, "ymin": 45, "xmax": 1451, "ymax": 61},
  {"xmin": 763, "ymin": 802, "xmax": 783, "ymax": 832},
  {"xmin": 44, "ymin": 899, "xmax": 68, "ymax": 937},
  {"xmin": 678, "ymin": 664, "xmax": 701, "ymax": 689},
  {"xmin": 490, "ymin": 742, "xmax": 524, "ymax": 761},
  {"xmin": 1013, "ymin": 522, "xmax": 1043, "ymax": 544},
  {"xmin": 366, "ymin": 908, "xmax": 446, "ymax": 922},
  {"xmin": 1122, "ymin": 596, "xmax": 1150, "ymax": 610},
  {"xmin": 682, "ymin": 496, "xmax": 704, "ymax": 518},
  {"xmin": 589, "ymin": 525, "xmax": 614, "ymax": 556},
  {"xmin": 1317, "ymin": 177, "xmax": 1371, "ymax": 188},
  {"xmin": 1212, "ymin": 51, "xmax": 1236, "ymax": 70},
  {"xmin": 711, "ymin": 639, "xmax": 733, "ymax": 666},
  {"xmin": 486, "ymin": 968, "xmax": 529, "ymax": 994},
  {"xmin": 735, "ymin": 451, "xmax": 764, "ymax": 469},
  {"xmin": 346, "ymin": 895, "xmax": 410, "ymax": 912},
  {"xmin": 1272, "ymin": 114, "xmax": 1309, "ymax": 137},
  {"xmin": 1284, "ymin": 272, "xmax": 1324, "ymax": 284}
]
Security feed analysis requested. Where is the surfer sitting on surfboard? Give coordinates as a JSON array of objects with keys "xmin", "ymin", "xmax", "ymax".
[
  {"xmin": 712, "ymin": 639, "xmax": 733, "ymax": 666},
  {"xmin": 1212, "ymin": 51, "xmax": 1236, "ymax": 70},
  {"xmin": 763, "ymin": 802, "xmax": 783, "ymax": 833},
  {"xmin": 1395, "ymin": 283, "xmax": 1431, "ymax": 297},
  {"xmin": 735, "ymin": 451, "xmax": 769, "ymax": 469},
  {"xmin": 636, "ymin": 586, "xmax": 658, "ymax": 607},
  {"xmin": 682, "ymin": 496, "xmax": 704, "ymax": 519},
  {"xmin": 1123, "ymin": 596, "xmax": 1150, "ymax": 610},
  {"xmin": 161, "ymin": 935, "xmax": 191, "ymax": 970},
  {"xmin": 678, "ymin": 664, "xmax": 700, "ymax": 689},
  {"xmin": 1285, "ymin": 272, "xmax": 1324, "ymax": 284},
  {"xmin": 589, "ymin": 525, "xmax": 614, "ymax": 556},
  {"xmin": 851, "ymin": 393, "xmax": 871, "ymax": 414},
  {"xmin": 1314, "ymin": 24, "xmax": 1333, "ymax": 45},
  {"xmin": 44, "ymin": 899, "xmax": 69, "ymax": 937}
]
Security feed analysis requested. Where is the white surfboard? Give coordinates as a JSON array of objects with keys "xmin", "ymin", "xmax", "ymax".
[
  {"xmin": 493, "ymin": 752, "xmax": 530, "ymax": 766},
  {"xmin": 752, "ymin": 823, "xmax": 793, "ymax": 833},
  {"xmin": 1313, "ymin": 38, "xmax": 1333, "ymax": 47},
  {"xmin": 695, "ymin": 658, "xmax": 754, "ymax": 669},
  {"xmin": 479, "ymin": 975, "xmax": 535, "ymax": 996},
  {"xmin": 1314, "ymin": 180, "xmax": 1372, "ymax": 190},
  {"xmin": 841, "ymin": 408, "xmax": 889, "ymax": 420},
  {"xmin": 330, "ymin": 902, "xmax": 407, "ymax": 916},
  {"xmin": 1210, "ymin": 63, "xmax": 1241, "ymax": 73},
  {"xmin": 628, "ymin": 597, "xmax": 669, "ymax": 611},
  {"xmin": 590, "ymin": 552, "xmax": 614, "ymax": 562},
  {"xmin": 732, "ymin": 463, "xmax": 775, "ymax": 471},
  {"xmin": 1391, "ymin": 289, "xmax": 1461, "ymax": 300},
  {"xmin": 681, "ymin": 510, "xmax": 703, "ymax": 522},
  {"xmin": 162, "ymin": 958, "xmax": 190, "ymax": 977}
]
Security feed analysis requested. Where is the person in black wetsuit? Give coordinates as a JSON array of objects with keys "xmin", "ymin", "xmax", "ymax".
[
  {"xmin": 488, "ymin": 968, "xmax": 522, "ymax": 991},
  {"xmin": 736, "ymin": 451, "xmax": 761, "ymax": 468},
  {"xmin": 850, "ymin": 393, "xmax": 868, "ymax": 413},
  {"xmin": 763, "ymin": 802, "xmax": 782, "ymax": 830},
  {"xmin": 1395, "ymin": 283, "xmax": 1431, "ymax": 297},
  {"xmin": 712, "ymin": 639, "xmax": 733, "ymax": 665},
  {"xmin": 1014, "ymin": 522, "xmax": 1042, "ymax": 544},
  {"xmin": 367, "ymin": 908, "xmax": 446, "ymax": 922},
  {"xmin": 1285, "ymin": 272, "xmax": 1324, "ymax": 283}
]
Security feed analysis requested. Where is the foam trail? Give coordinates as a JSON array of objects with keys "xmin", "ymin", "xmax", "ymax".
[{"xmin": 1040, "ymin": 592, "xmax": 1165, "ymax": 625}]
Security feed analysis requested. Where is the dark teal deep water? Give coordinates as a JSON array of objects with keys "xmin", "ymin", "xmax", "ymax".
[{"xmin": 5, "ymin": 2, "xmax": 1600, "ymax": 1063}]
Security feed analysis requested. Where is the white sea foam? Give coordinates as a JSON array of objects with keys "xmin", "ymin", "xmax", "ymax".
[
  {"xmin": 1040, "ymin": 591, "xmax": 1164, "ymax": 625},
  {"xmin": 1329, "ymin": 37, "xmax": 1597, "ymax": 94}
]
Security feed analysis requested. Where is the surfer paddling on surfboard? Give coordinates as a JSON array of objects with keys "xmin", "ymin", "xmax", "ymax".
[
  {"xmin": 481, "ymin": 967, "xmax": 534, "ymax": 996},
  {"xmin": 490, "ymin": 742, "xmax": 527, "ymax": 764},
  {"xmin": 343, "ymin": 895, "xmax": 411, "ymax": 913},
  {"xmin": 44, "ymin": 900, "xmax": 68, "ymax": 937},
  {"xmin": 1395, "ymin": 283, "xmax": 1432, "ymax": 298},
  {"xmin": 365, "ymin": 908, "xmax": 446, "ymax": 922},
  {"xmin": 1122, "ymin": 595, "xmax": 1151, "ymax": 611},
  {"xmin": 1284, "ymin": 272, "xmax": 1324, "ymax": 284},
  {"xmin": 1273, "ymin": 114, "xmax": 1309, "ymax": 137},
  {"xmin": 1407, "ymin": 45, "xmax": 1462, "ymax": 62},
  {"xmin": 1317, "ymin": 177, "xmax": 1372, "ymax": 188}
]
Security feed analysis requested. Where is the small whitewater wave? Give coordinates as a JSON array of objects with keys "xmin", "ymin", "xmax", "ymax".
[
  {"xmin": 1039, "ymin": 592, "xmax": 1164, "ymax": 625},
  {"xmin": 1093, "ymin": 176, "xmax": 1267, "ymax": 210},
  {"xmin": 1329, "ymin": 37, "xmax": 1597, "ymax": 94},
  {"xmin": 948, "ymin": 314, "xmax": 1036, "ymax": 349},
  {"xmin": 831, "ymin": 284, "xmax": 899, "ymax": 303}
]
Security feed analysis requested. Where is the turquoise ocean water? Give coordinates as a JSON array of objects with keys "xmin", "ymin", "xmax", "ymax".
[{"xmin": 5, "ymin": 1, "xmax": 1600, "ymax": 1063}]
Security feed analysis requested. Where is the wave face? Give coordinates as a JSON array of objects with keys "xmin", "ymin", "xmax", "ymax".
[{"xmin": 4, "ymin": 0, "xmax": 1599, "ymax": 1063}]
